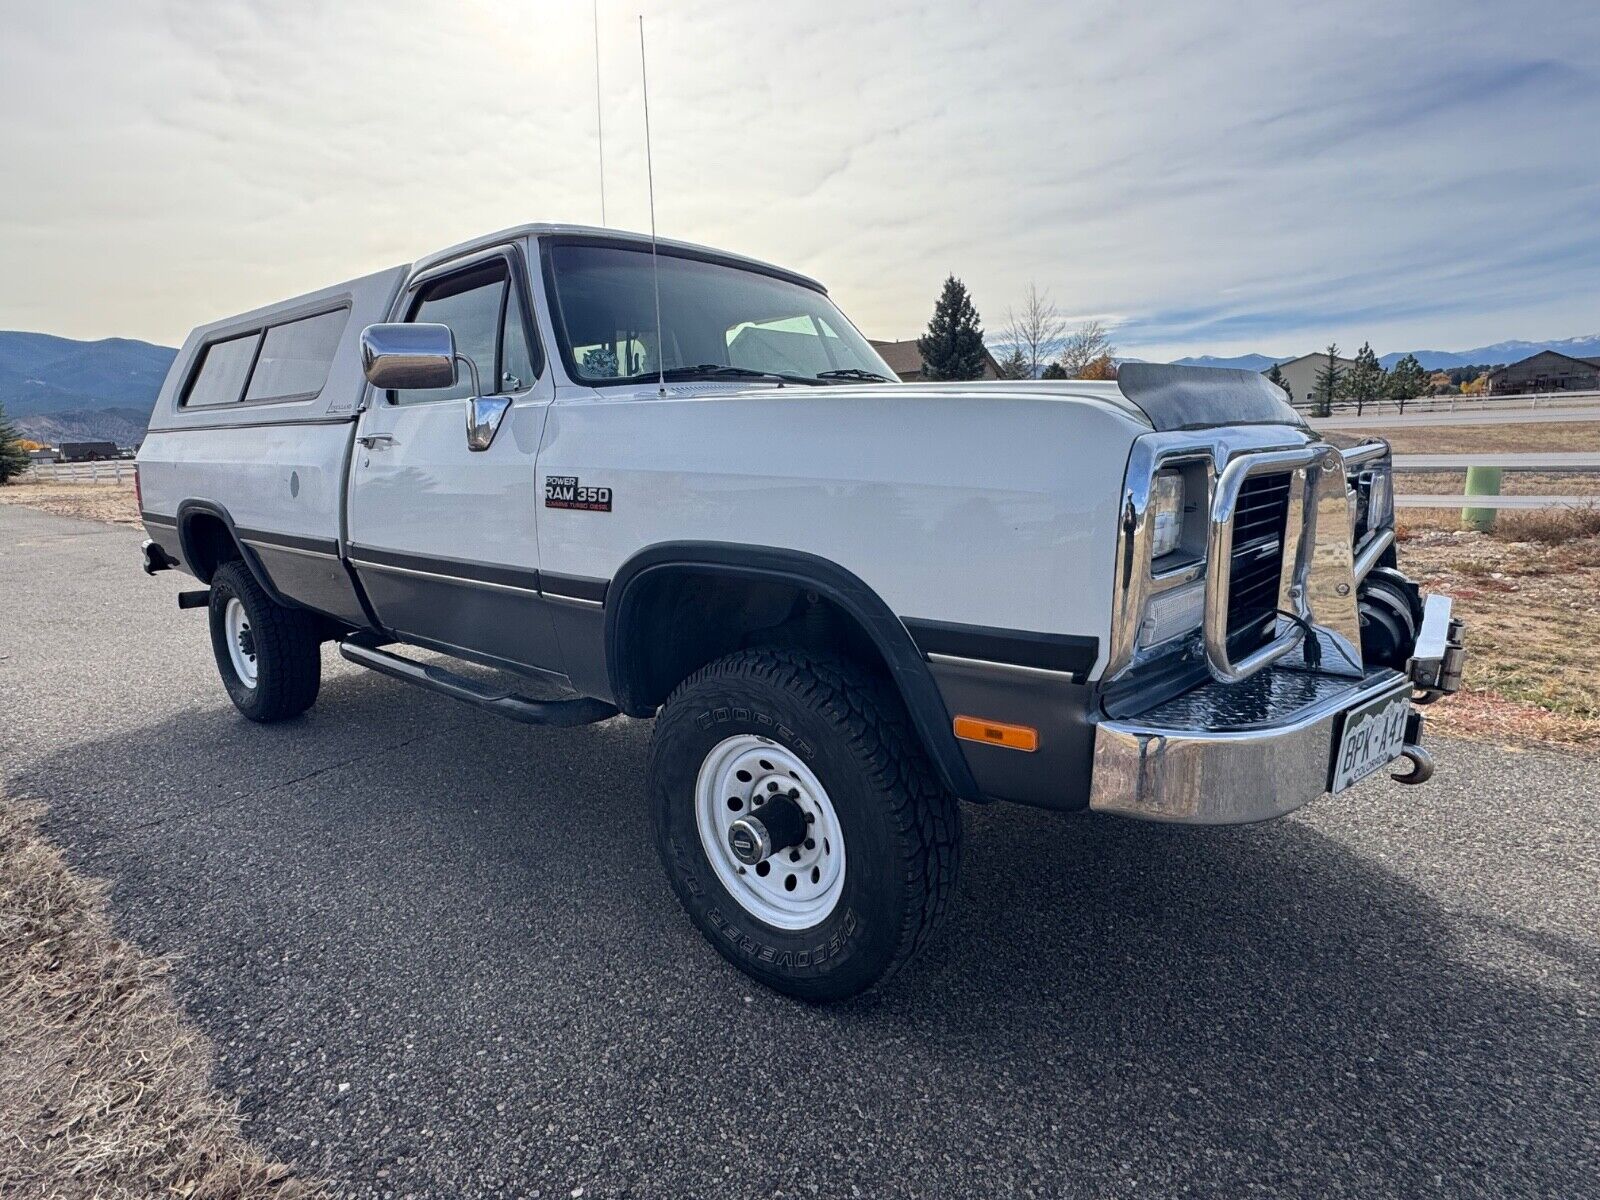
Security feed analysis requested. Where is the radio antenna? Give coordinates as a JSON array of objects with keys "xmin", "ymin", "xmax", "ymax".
[
  {"xmin": 593, "ymin": 0, "xmax": 606, "ymax": 225},
  {"xmin": 639, "ymin": 13, "xmax": 665, "ymax": 397}
]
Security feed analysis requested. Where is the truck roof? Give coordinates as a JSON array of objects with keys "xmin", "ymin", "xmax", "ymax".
[{"xmin": 413, "ymin": 223, "xmax": 828, "ymax": 294}]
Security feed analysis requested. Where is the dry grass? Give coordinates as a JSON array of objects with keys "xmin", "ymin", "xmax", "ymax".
[
  {"xmin": 1357, "ymin": 420, "xmax": 1600, "ymax": 456},
  {"xmin": 1495, "ymin": 505, "xmax": 1600, "ymax": 545},
  {"xmin": 0, "ymin": 478, "xmax": 141, "ymax": 525},
  {"xmin": 1396, "ymin": 522, "xmax": 1600, "ymax": 749},
  {"xmin": 0, "ymin": 794, "xmax": 326, "ymax": 1199}
]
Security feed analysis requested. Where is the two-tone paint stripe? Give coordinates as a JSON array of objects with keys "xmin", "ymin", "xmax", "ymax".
[
  {"xmin": 902, "ymin": 617, "xmax": 1098, "ymax": 683},
  {"xmin": 239, "ymin": 527, "xmax": 341, "ymax": 561},
  {"xmin": 140, "ymin": 518, "xmax": 1093, "ymax": 680},
  {"xmin": 344, "ymin": 544, "xmax": 608, "ymax": 607}
]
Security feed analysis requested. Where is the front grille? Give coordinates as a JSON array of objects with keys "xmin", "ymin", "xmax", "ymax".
[{"xmin": 1227, "ymin": 471, "xmax": 1292, "ymax": 646}]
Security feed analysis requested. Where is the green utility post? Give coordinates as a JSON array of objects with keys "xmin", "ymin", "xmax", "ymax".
[{"xmin": 1462, "ymin": 466, "xmax": 1502, "ymax": 532}]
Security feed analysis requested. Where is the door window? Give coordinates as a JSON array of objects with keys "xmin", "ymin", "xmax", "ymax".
[{"xmin": 392, "ymin": 259, "xmax": 540, "ymax": 404}]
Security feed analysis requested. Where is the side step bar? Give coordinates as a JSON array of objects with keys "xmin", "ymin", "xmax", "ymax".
[{"xmin": 339, "ymin": 637, "xmax": 619, "ymax": 728}]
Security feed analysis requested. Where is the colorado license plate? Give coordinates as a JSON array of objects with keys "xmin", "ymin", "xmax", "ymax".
[{"xmin": 1330, "ymin": 688, "xmax": 1411, "ymax": 793}]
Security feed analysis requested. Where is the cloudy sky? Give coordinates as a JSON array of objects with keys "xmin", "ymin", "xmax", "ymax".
[{"xmin": 4, "ymin": 0, "xmax": 1598, "ymax": 359}]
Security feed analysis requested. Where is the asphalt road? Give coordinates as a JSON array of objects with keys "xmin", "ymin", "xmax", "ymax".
[
  {"xmin": 2, "ymin": 504, "xmax": 1596, "ymax": 1199},
  {"xmin": 1315, "ymin": 405, "xmax": 1600, "ymax": 429}
]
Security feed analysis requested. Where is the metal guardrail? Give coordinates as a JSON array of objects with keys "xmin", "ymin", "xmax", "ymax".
[
  {"xmin": 1393, "ymin": 453, "xmax": 1600, "ymax": 473},
  {"xmin": 19, "ymin": 460, "xmax": 134, "ymax": 484},
  {"xmin": 1387, "ymin": 450, "xmax": 1600, "ymax": 524}
]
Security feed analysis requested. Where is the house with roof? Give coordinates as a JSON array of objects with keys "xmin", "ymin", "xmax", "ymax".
[
  {"xmin": 1488, "ymin": 350, "xmax": 1600, "ymax": 395},
  {"xmin": 869, "ymin": 338, "xmax": 1003, "ymax": 382},
  {"xmin": 1261, "ymin": 351, "xmax": 1359, "ymax": 408}
]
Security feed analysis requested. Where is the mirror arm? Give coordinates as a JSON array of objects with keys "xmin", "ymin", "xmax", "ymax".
[{"xmin": 454, "ymin": 353, "xmax": 482, "ymax": 399}]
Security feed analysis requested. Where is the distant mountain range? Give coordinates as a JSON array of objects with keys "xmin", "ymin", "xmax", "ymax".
[
  {"xmin": 1166, "ymin": 335, "xmax": 1600, "ymax": 373},
  {"xmin": 0, "ymin": 330, "xmax": 175, "ymax": 444},
  {"xmin": 1165, "ymin": 353, "xmax": 1284, "ymax": 372}
]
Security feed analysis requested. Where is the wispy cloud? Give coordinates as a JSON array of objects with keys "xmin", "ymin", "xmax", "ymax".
[{"xmin": 1, "ymin": 0, "xmax": 1597, "ymax": 360}]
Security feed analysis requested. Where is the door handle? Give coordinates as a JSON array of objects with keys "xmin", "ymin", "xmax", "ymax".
[{"xmin": 357, "ymin": 433, "xmax": 397, "ymax": 448}]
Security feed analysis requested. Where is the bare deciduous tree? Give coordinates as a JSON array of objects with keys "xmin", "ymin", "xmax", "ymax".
[
  {"xmin": 1055, "ymin": 319, "xmax": 1114, "ymax": 379},
  {"xmin": 1002, "ymin": 283, "xmax": 1067, "ymax": 380}
]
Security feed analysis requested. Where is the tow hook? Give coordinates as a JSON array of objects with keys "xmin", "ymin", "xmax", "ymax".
[
  {"xmin": 1391, "ymin": 744, "xmax": 1434, "ymax": 785},
  {"xmin": 1390, "ymin": 708, "xmax": 1433, "ymax": 785}
]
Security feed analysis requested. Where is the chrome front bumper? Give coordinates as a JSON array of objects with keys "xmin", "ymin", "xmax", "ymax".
[
  {"xmin": 1091, "ymin": 668, "xmax": 1409, "ymax": 824},
  {"xmin": 1089, "ymin": 596, "xmax": 1463, "ymax": 825}
]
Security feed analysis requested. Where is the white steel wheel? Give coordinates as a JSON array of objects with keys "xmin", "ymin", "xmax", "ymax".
[
  {"xmin": 694, "ymin": 734, "xmax": 846, "ymax": 930},
  {"xmin": 223, "ymin": 596, "xmax": 258, "ymax": 688}
]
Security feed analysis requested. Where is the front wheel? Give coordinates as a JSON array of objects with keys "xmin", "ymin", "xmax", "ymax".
[
  {"xmin": 648, "ymin": 648, "xmax": 960, "ymax": 1001},
  {"xmin": 207, "ymin": 559, "xmax": 322, "ymax": 722}
]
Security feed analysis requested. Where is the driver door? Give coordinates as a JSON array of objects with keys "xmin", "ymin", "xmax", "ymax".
[{"xmin": 346, "ymin": 245, "xmax": 563, "ymax": 677}]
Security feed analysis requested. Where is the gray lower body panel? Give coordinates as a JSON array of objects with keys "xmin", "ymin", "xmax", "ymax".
[
  {"xmin": 925, "ymin": 656, "xmax": 1097, "ymax": 810},
  {"xmin": 249, "ymin": 542, "xmax": 369, "ymax": 626},
  {"xmin": 352, "ymin": 560, "xmax": 566, "ymax": 679}
]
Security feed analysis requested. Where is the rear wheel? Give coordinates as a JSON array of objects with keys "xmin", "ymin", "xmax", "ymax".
[
  {"xmin": 648, "ymin": 647, "xmax": 960, "ymax": 1001},
  {"xmin": 207, "ymin": 560, "xmax": 321, "ymax": 722}
]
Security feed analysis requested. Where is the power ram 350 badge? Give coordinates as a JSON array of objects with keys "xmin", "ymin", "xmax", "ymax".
[{"xmin": 544, "ymin": 476, "xmax": 612, "ymax": 512}]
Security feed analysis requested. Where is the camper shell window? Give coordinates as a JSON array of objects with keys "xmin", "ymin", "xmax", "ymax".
[
  {"xmin": 245, "ymin": 309, "xmax": 349, "ymax": 402},
  {"xmin": 181, "ymin": 306, "xmax": 350, "ymax": 408},
  {"xmin": 182, "ymin": 333, "xmax": 261, "ymax": 408}
]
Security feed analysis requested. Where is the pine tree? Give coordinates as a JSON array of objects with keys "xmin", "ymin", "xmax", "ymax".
[
  {"xmin": 917, "ymin": 276, "xmax": 989, "ymax": 381},
  {"xmin": 1312, "ymin": 343, "xmax": 1345, "ymax": 418},
  {"xmin": 1386, "ymin": 353, "xmax": 1426, "ymax": 414},
  {"xmin": 996, "ymin": 347, "xmax": 1030, "ymax": 380},
  {"xmin": 1345, "ymin": 341, "xmax": 1384, "ymax": 416},
  {"xmin": 0, "ymin": 401, "xmax": 32, "ymax": 484},
  {"xmin": 1265, "ymin": 362, "xmax": 1290, "ymax": 400}
]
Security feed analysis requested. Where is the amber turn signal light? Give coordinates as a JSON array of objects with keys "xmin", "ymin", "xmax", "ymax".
[{"xmin": 952, "ymin": 716, "xmax": 1039, "ymax": 753}]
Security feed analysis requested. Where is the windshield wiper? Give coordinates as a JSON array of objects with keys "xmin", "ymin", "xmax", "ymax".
[
  {"xmin": 656, "ymin": 364, "xmax": 824, "ymax": 386},
  {"xmin": 816, "ymin": 368, "xmax": 890, "ymax": 382}
]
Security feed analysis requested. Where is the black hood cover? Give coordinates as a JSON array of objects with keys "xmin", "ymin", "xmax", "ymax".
[{"xmin": 1116, "ymin": 362, "xmax": 1305, "ymax": 432}]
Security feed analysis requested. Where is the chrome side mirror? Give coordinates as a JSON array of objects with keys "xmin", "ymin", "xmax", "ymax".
[
  {"xmin": 466, "ymin": 394, "xmax": 512, "ymax": 452},
  {"xmin": 360, "ymin": 323, "xmax": 457, "ymax": 390}
]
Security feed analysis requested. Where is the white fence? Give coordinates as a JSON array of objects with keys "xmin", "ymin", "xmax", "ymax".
[
  {"xmin": 21, "ymin": 459, "xmax": 135, "ymax": 484},
  {"xmin": 1306, "ymin": 388, "xmax": 1600, "ymax": 420}
]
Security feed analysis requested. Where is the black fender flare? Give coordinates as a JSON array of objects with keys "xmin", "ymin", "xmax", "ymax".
[
  {"xmin": 604, "ymin": 541, "xmax": 981, "ymax": 802},
  {"xmin": 174, "ymin": 499, "xmax": 298, "ymax": 609}
]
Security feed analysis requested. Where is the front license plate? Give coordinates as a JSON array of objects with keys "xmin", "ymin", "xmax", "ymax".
[{"xmin": 1330, "ymin": 688, "xmax": 1411, "ymax": 793}]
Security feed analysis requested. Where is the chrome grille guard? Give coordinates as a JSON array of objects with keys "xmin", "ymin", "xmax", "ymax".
[
  {"xmin": 1106, "ymin": 430, "xmax": 1364, "ymax": 686},
  {"xmin": 1204, "ymin": 443, "xmax": 1349, "ymax": 683}
]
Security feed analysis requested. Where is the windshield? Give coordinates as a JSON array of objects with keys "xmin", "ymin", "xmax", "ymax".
[{"xmin": 545, "ymin": 241, "xmax": 896, "ymax": 386}]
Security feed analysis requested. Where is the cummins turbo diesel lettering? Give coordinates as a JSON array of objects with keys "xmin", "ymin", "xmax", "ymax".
[{"xmin": 135, "ymin": 222, "xmax": 1464, "ymax": 1000}]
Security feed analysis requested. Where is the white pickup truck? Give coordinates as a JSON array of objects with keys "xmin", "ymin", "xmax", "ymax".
[{"xmin": 137, "ymin": 223, "xmax": 1464, "ymax": 1000}]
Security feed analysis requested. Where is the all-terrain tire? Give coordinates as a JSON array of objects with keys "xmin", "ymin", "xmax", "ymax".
[
  {"xmin": 207, "ymin": 559, "xmax": 322, "ymax": 722},
  {"xmin": 648, "ymin": 647, "xmax": 960, "ymax": 1001}
]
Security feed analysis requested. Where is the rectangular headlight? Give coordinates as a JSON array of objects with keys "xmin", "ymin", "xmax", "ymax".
[
  {"xmin": 1150, "ymin": 470, "xmax": 1185, "ymax": 559},
  {"xmin": 1138, "ymin": 579, "xmax": 1205, "ymax": 648}
]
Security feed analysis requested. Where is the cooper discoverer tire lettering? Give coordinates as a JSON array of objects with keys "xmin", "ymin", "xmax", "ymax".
[{"xmin": 648, "ymin": 647, "xmax": 960, "ymax": 1001}]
